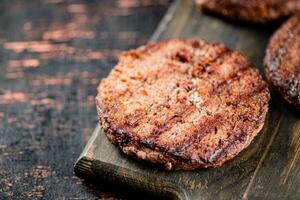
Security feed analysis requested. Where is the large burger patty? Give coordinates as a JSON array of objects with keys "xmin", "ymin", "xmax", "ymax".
[
  {"xmin": 264, "ymin": 14, "xmax": 300, "ymax": 109},
  {"xmin": 96, "ymin": 39, "xmax": 270, "ymax": 170},
  {"xmin": 195, "ymin": 0, "xmax": 300, "ymax": 23}
]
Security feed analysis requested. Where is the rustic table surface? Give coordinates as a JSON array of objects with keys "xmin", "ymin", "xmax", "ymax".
[
  {"xmin": 0, "ymin": 0, "xmax": 171, "ymax": 199},
  {"xmin": 75, "ymin": 1, "xmax": 300, "ymax": 200}
]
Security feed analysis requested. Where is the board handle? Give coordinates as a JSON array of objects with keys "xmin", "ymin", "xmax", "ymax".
[{"xmin": 75, "ymin": 157, "xmax": 189, "ymax": 200}]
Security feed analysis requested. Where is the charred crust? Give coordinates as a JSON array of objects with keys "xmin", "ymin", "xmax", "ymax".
[
  {"xmin": 97, "ymin": 39, "xmax": 269, "ymax": 170},
  {"xmin": 195, "ymin": 0, "xmax": 300, "ymax": 23},
  {"xmin": 264, "ymin": 14, "xmax": 300, "ymax": 110}
]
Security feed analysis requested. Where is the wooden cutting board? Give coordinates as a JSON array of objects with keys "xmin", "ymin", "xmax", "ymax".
[{"xmin": 74, "ymin": 0, "xmax": 300, "ymax": 199}]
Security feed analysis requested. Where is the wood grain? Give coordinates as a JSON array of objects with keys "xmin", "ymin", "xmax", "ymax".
[
  {"xmin": 75, "ymin": 0, "xmax": 300, "ymax": 199},
  {"xmin": 0, "ymin": 0, "xmax": 170, "ymax": 199}
]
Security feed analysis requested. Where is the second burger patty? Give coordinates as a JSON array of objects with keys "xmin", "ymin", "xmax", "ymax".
[
  {"xmin": 195, "ymin": 0, "xmax": 300, "ymax": 23},
  {"xmin": 96, "ymin": 39, "xmax": 270, "ymax": 170},
  {"xmin": 264, "ymin": 14, "xmax": 300, "ymax": 110}
]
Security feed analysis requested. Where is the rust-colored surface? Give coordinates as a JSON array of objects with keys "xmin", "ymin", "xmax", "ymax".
[{"xmin": 0, "ymin": 0, "xmax": 170, "ymax": 199}]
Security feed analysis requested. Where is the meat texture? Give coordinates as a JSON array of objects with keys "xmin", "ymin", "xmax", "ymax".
[
  {"xmin": 96, "ymin": 39, "xmax": 270, "ymax": 170},
  {"xmin": 264, "ymin": 14, "xmax": 300, "ymax": 109},
  {"xmin": 195, "ymin": 0, "xmax": 300, "ymax": 23}
]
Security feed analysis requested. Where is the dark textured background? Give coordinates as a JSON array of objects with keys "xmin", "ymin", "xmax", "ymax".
[{"xmin": 0, "ymin": 0, "xmax": 170, "ymax": 199}]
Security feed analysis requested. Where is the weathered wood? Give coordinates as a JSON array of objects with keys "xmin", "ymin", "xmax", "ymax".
[
  {"xmin": 0, "ymin": 0, "xmax": 170, "ymax": 199},
  {"xmin": 75, "ymin": 0, "xmax": 300, "ymax": 199}
]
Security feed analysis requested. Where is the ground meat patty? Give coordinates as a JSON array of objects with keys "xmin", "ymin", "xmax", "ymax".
[
  {"xmin": 195, "ymin": 0, "xmax": 300, "ymax": 23},
  {"xmin": 96, "ymin": 39, "xmax": 270, "ymax": 170},
  {"xmin": 264, "ymin": 14, "xmax": 300, "ymax": 109}
]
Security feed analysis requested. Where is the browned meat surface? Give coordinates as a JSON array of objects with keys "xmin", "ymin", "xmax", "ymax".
[
  {"xmin": 195, "ymin": 0, "xmax": 300, "ymax": 23},
  {"xmin": 96, "ymin": 39, "xmax": 270, "ymax": 170},
  {"xmin": 264, "ymin": 14, "xmax": 300, "ymax": 109}
]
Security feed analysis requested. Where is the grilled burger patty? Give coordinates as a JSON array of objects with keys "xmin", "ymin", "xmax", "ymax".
[
  {"xmin": 96, "ymin": 39, "xmax": 270, "ymax": 170},
  {"xmin": 195, "ymin": 0, "xmax": 300, "ymax": 23},
  {"xmin": 264, "ymin": 14, "xmax": 300, "ymax": 109}
]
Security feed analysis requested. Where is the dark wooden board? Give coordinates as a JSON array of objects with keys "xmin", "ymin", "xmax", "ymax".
[{"xmin": 74, "ymin": 0, "xmax": 300, "ymax": 199}]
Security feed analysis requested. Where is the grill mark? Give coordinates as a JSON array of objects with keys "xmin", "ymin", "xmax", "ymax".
[
  {"xmin": 226, "ymin": 83, "xmax": 269, "ymax": 112},
  {"xmin": 212, "ymin": 65, "xmax": 252, "ymax": 94},
  {"xmin": 137, "ymin": 42, "xmax": 230, "ymax": 147},
  {"xmin": 104, "ymin": 68, "xmax": 267, "ymax": 163},
  {"xmin": 173, "ymin": 80, "xmax": 268, "ymax": 160},
  {"xmin": 98, "ymin": 39, "xmax": 270, "ymax": 169},
  {"xmin": 172, "ymin": 114, "xmax": 224, "ymax": 156},
  {"xmin": 126, "ymin": 46, "xmax": 232, "ymax": 148},
  {"xmin": 207, "ymin": 129, "xmax": 248, "ymax": 163},
  {"xmin": 104, "ymin": 114, "xmax": 207, "ymax": 164},
  {"xmin": 153, "ymin": 50, "xmax": 238, "ymax": 154},
  {"xmin": 141, "ymin": 105, "xmax": 194, "ymax": 147},
  {"xmin": 207, "ymin": 89, "xmax": 269, "ymax": 163},
  {"xmin": 101, "ymin": 85, "xmax": 268, "ymax": 166},
  {"xmin": 173, "ymin": 66, "xmax": 255, "ymax": 152}
]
